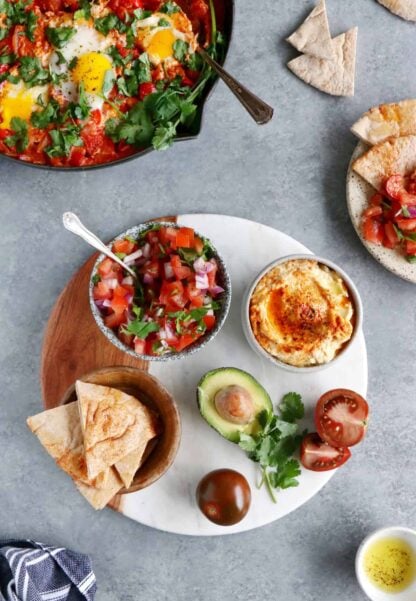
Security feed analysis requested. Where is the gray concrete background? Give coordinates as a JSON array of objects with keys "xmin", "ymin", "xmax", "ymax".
[{"xmin": 1, "ymin": 0, "xmax": 415, "ymax": 599}]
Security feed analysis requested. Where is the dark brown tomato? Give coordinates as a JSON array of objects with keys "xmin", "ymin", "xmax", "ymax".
[
  {"xmin": 315, "ymin": 389, "xmax": 369, "ymax": 448},
  {"xmin": 196, "ymin": 469, "xmax": 251, "ymax": 526},
  {"xmin": 300, "ymin": 433, "xmax": 351, "ymax": 472}
]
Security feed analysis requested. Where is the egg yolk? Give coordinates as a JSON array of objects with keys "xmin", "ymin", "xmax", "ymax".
[
  {"xmin": 0, "ymin": 88, "xmax": 34, "ymax": 129},
  {"xmin": 146, "ymin": 29, "xmax": 176, "ymax": 60},
  {"xmin": 71, "ymin": 52, "xmax": 113, "ymax": 93}
]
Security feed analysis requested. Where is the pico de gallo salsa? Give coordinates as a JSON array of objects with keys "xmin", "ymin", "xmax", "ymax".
[
  {"xmin": 92, "ymin": 224, "xmax": 226, "ymax": 356},
  {"xmin": 362, "ymin": 174, "xmax": 416, "ymax": 263},
  {"xmin": 0, "ymin": 0, "xmax": 221, "ymax": 167}
]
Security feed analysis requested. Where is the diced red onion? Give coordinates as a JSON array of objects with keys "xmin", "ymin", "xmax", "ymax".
[
  {"xmin": 194, "ymin": 257, "xmax": 214, "ymax": 274},
  {"xmin": 103, "ymin": 278, "xmax": 118, "ymax": 290},
  {"xmin": 155, "ymin": 307, "xmax": 164, "ymax": 317},
  {"xmin": 143, "ymin": 273, "xmax": 154, "ymax": 284},
  {"xmin": 126, "ymin": 294, "xmax": 133, "ymax": 303},
  {"xmin": 124, "ymin": 249, "xmax": 142, "ymax": 264},
  {"xmin": 206, "ymin": 309, "xmax": 214, "ymax": 316},
  {"xmin": 95, "ymin": 300, "xmax": 106, "ymax": 310},
  {"xmin": 142, "ymin": 243, "xmax": 151, "ymax": 258},
  {"xmin": 159, "ymin": 328, "xmax": 167, "ymax": 340},
  {"xmin": 102, "ymin": 299, "xmax": 112, "ymax": 308},
  {"xmin": 209, "ymin": 285, "xmax": 224, "ymax": 296},
  {"xmin": 195, "ymin": 273, "xmax": 209, "ymax": 289},
  {"xmin": 408, "ymin": 206, "xmax": 416, "ymax": 217},
  {"xmin": 160, "ymin": 340, "xmax": 169, "ymax": 349},
  {"xmin": 122, "ymin": 276, "xmax": 134, "ymax": 285},
  {"xmin": 165, "ymin": 321, "xmax": 176, "ymax": 340},
  {"xmin": 164, "ymin": 262, "xmax": 174, "ymax": 279}
]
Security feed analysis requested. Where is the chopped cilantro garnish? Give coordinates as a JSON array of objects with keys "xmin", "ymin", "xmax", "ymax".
[
  {"xmin": 4, "ymin": 117, "xmax": 28, "ymax": 152},
  {"xmin": 173, "ymin": 39, "xmax": 188, "ymax": 62},
  {"xmin": 94, "ymin": 13, "xmax": 125, "ymax": 35},
  {"xmin": 102, "ymin": 69, "xmax": 115, "ymax": 98},
  {"xmin": 121, "ymin": 319, "xmax": 160, "ymax": 339},
  {"xmin": 19, "ymin": 56, "xmax": 49, "ymax": 86},
  {"xmin": 158, "ymin": 17, "xmax": 170, "ymax": 27},
  {"xmin": 46, "ymin": 26, "xmax": 76, "ymax": 48},
  {"xmin": 46, "ymin": 124, "xmax": 83, "ymax": 157},
  {"xmin": 160, "ymin": 1, "xmax": 180, "ymax": 14},
  {"xmin": 30, "ymin": 98, "xmax": 60, "ymax": 128}
]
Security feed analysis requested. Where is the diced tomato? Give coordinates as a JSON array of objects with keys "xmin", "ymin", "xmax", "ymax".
[
  {"xmin": 405, "ymin": 240, "xmax": 416, "ymax": 255},
  {"xmin": 176, "ymin": 227, "xmax": 194, "ymax": 248},
  {"xmin": 383, "ymin": 222, "xmax": 399, "ymax": 249},
  {"xmin": 159, "ymin": 226, "xmax": 178, "ymax": 250},
  {"xmin": 113, "ymin": 285, "xmax": 129, "ymax": 298},
  {"xmin": 69, "ymin": 146, "xmax": 87, "ymax": 167},
  {"xmin": 397, "ymin": 190, "xmax": 416, "ymax": 206},
  {"xmin": 171, "ymin": 255, "xmax": 192, "ymax": 280},
  {"xmin": 370, "ymin": 192, "xmax": 384, "ymax": 206},
  {"xmin": 385, "ymin": 174, "xmax": 405, "ymax": 201},
  {"xmin": 363, "ymin": 206, "xmax": 383, "ymax": 218},
  {"xmin": 109, "ymin": 0, "xmax": 144, "ymax": 20},
  {"xmin": 408, "ymin": 182, "xmax": 416, "ymax": 195},
  {"xmin": 207, "ymin": 260, "xmax": 218, "ymax": 288},
  {"xmin": 160, "ymin": 280, "xmax": 186, "ymax": 308},
  {"xmin": 113, "ymin": 239, "xmax": 137, "ymax": 255},
  {"xmin": 143, "ymin": 260, "xmax": 161, "ymax": 279},
  {"xmin": 12, "ymin": 25, "xmax": 36, "ymax": 56},
  {"xmin": 138, "ymin": 82, "xmax": 156, "ymax": 100},
  {"xmin": 134, "ymin": 338, "xmax": 146, "ymax": 354},
  {"xmin": 104, "ymin": 312, "xmax": 126, "ymax": 329},
  {"xmin": 98, "ymin": 258, "xmax": 116, "ymax": 276},
  {"xmin": 193, "ymin": 236, "xmax": 204, "ymax": 254},
  {"xmin": 363, "ymin": 217, "xmax": 384, "ymax": 245},
  {"xmin": 90, "ymin": 109, "xmax": 101, "ymax": 125},
  {"xmin": 118, "ymin": 329, "xmax": 134, "ymax": 347},
  {"xmin": 395, "ymin": 218, "xmax": 416, "ymax": 231},
  {"xmin": 111, "ymin": 295, "xmax": 129, "ymax": 314},
  {"xmin": 203, "ymin": 315, "xmax": 216, "ymax": 330},
  {"xmin": 186, "ymin": 281, "xmax": 202, "ymax": 303},
  {"xmin": 190, "ymin": 296, "xmax": 204, "ymax": 309},
  {"xmin": 93, "ymin": 281, "xmax": 111, "ymax": 300},
  {"xmin": 175, "ymin": 333, "xmax": 197, "ymax": 352}
]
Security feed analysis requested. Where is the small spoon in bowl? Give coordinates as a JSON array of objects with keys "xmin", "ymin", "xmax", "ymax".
[{"xmin": 62, "ymin": 211, "xmax": 137, "ymax": 279}]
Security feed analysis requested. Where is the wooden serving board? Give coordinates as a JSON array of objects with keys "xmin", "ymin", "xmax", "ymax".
[{"xmin": 40, "ymin": 216, "xmax": 175, "ymax": 409}]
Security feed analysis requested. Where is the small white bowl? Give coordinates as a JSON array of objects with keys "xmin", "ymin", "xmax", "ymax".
[
  {"xmin": 241, "ymin": 254, "xmax": 363, "ymax": 373},
  {"xmin": 356, "ymin": 526, "xmax": 416, "ymax": 601}
]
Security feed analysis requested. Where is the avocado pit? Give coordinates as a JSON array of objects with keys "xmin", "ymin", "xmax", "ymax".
[{"xmin": 214, "ymin": 385, "xmax": 255, "ymax": 425}]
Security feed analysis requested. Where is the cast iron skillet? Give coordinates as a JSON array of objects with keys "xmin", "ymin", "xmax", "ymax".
[{"xmin": 0, "ymin": 0, "xmax": 234, "ymax": 172}]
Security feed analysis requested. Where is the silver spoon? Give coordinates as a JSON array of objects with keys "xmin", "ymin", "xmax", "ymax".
[
  {"xmin": 62, "ymin": 212, "xmax": 137, "ymax": 279},
  {"xmin": 197, "ymin": 47, "xmax": 274, "ymax": 125}
]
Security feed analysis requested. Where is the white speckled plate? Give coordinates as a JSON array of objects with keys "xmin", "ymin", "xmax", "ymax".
[
  {"xmin": 117, "ymin": 214, "xmax": 368, "ymax": 536},
  {"xmin": 347, "ymin": 142, "xmax": 416, "ymax": 284}
]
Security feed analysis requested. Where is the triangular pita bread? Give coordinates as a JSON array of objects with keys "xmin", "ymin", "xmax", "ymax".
[
  {"xmin": 27, "ymin": 402, "xmax": 109, "ymax": 489},
  {"xmin": 75, "ymin": 467, "xmax": 123, "ymax": 510},
  {"xmin": 377, "ymin": 0, "xmax": 416, "ymax": 21},
  {"xmin": 114, "ymin": 438, "xmax": 149, "ymax": 489},
  {"xmin": 352, "ymin": 135, "xmax": 416, "ymax": 191},
  {"xmin": 287, "ymin": 28, "xmax": 358, "ymax": 97},
  {"xmin": 76, "ymin": 381, "xmax": 157, "ymax": 481},
  {"xmin": 286, "ymin": 0, "xmax": 335, "ymax": 60},
  {"xmin": 351, "ymin": 99, "xmax": 416, "ymax": 145}
]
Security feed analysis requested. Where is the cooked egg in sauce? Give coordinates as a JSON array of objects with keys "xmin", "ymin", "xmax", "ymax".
[
  {"xmin": 0, "ymin": 82, "xmax": 48, "ymax": 129},
  {"xmin": 135, "ymin": 11, "xmax": 196, "ymax": 65}
]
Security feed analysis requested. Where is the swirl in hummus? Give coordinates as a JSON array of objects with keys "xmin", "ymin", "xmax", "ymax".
[{"xmin": 249, "ymin": 259, "xmax": 355, "ymax": 367}]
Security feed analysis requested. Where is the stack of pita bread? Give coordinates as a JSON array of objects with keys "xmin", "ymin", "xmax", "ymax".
[
  {"xmin": 286, "ymin": 0, "xmax": 358, "ymax": 97},
  {"xmin": 377, "ymin": 0, "xmax": 416, "ymax": 22},
  {"xmin": 351, "ymin": 99, "xmax": 416, "ymax": 191},
  {"xmin": 27, "ymin": 381, "xmax": 158, "ymax": 510}
]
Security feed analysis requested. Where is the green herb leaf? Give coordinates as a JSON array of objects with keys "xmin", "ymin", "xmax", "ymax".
[
  {"xmin": 158, "ymin": 17, "xmax": 170, "ymax": 27},
  {"xmin": 160, "ymin": 1, "xmax": 180, "ymax": 14},
  {"xmin": 279, "ymin": 392, "xmax": 304, "ymax": 423},
  {"xmin": 46, "ymin": 26, "xmax": 76, "ymax": 48},
  {"xmin": 402, "ymin": 205, "xmax": 411, "ymax": 218},
  {"xmin": 68, "ymin": 56, "xmax": 78, "ymax": 70},
  {"xmin": 102, "ymin": 68, "xmax": 115, "ymax": 98},
  {"xmin": 133, "ymin": 8, "xmax": 151, "ymax": 19},
  {"xmin": 30, "ymin": 98, "xmax": 60, "ymax": 128},
  {"xmin": 4, "ymin": 116, "xmax": 28, "ymax": 152},
  {"xmin": 68, "ymin": 82, "xmax": 90, "ymax": 120},
  {"xmin": 152, "ymin": 122, "xmax": 176, "ymax": 150},
  {"xmin": 19, "ymin": 56, "xmax": 50, "ymax": 86},
  {"xmin": 269, "ymin": 459, "xmax": 301, "ymax": 490},
  {"xmin": 45, "ymin": 124, "xmax": 83, "ymax": 157},
  {"xmin": 94, "ymin": 13, "xmax": 124, "ymax": 35},
  {"xmin": 173, "ymin": 39, "xmax": 188, "ymax": 62},
  {"xmin": 121, "ymin": 319, "xmax": 160, "ymax": 339},
  {"xmin": 407, "ymin": 255, "xmax": 416, "ymax": 263}
]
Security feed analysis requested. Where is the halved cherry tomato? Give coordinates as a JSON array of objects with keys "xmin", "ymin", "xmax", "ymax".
[
  {"xmin": 385, "ymin": 174, "xmax": 405, "ymax": 200},
  {"xmin": 315, "ymin": 389, "xmax": 369, "ymax": 447},
  {"xmin": 363, "ymin": 217, "xmax": 383, "ymax": 245},
  {"xmin": 395, "ymin": 218, "xmax": 416, "ymax": 231},
  {"xmin": 300, "ymin": 433, "xmax": 351, "ymax": 472}
]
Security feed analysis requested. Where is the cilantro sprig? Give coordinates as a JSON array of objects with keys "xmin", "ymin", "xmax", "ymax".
[
  {"xmin": 4, "ymin": 117, "xmax": 29, "ymax": 152},
  {"xmin": 238, "ymin": 393, "xmax": 305, "ymax": 503}
]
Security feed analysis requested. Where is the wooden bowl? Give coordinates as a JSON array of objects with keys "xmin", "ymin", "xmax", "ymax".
[{"xmin": 60, "ymin": 366, "xmax": 181, "ymax": 493}]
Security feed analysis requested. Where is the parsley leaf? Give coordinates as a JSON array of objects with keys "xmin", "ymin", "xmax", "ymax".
[
  {"xmin": 160, "ymin": 1, "xmax": 180, "ymax": 14},
  {"xmin": 4, "ymin": 116, "xmax": 28, "ymax": 152},
  {"xmin": 279, "ymin": 392, "xmax": 305, "ymax": 423},
  {"xmin": 46, "ymin": 26, "xmax": 76, "ymax": 48},
  {"xmin": 121, "ymin": 319, "xmax": 160, "ymax": 339},
  {"xmin": 269, "ymin": 459, "xmax": 301, "ymax": 490}
]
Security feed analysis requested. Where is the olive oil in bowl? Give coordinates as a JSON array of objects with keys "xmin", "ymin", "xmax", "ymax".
[{"xmin": 363, "ymin": 537, "xmax": 416, "ymax": 593}]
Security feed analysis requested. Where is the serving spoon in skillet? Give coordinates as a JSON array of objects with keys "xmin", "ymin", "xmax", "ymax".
[{"xmin": 62, "ymin": 212, "xmax": 137, "ymax": 279}]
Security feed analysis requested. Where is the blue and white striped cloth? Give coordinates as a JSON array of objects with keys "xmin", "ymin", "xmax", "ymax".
[{"xmin": 0, "ymin": 540, "xmax": 96, "ymax": 601}]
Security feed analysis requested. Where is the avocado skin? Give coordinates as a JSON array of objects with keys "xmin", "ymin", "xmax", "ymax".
[{"xmin": 197, "ymin": 367, "xmax": 273, "ymax": 443}]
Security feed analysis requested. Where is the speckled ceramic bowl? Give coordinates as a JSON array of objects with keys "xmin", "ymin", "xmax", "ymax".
[
  {"xmin": 89, "ymin": 222, "xmax": 232, "ymax": 362},
  {"xmin": 241, "ymin": 254, "xmax": 363, "ymax": 373}
]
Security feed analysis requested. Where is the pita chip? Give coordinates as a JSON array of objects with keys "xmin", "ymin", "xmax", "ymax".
[
  {"xmin": 76, "ymin": 381, "xmax": 157, "ymax": 481},
  {"xmin": 351, "ymin": 99, "xmax": 416, "ymax": 145},
  {"xmin": 377, "ymin": 0, "xmax": 416, "ymax": 21},
  {"xmin": 114, "ymin": 438, "xmax": 149, "ymax": 489},
  {"xmin": 287, "ymin": 0, "xmax": 335, "ymax": 60},
  {"xmin": 75, "ymin": 467, "xmax": 123, "ymax": 510},
  {"xmin": 352, "ymin": 135, "xmax": 416, "ymax": 191},
  {"xmin": 287, "ymin": 28, "xmax": 358, "ymax": 97},
  {"xmin": 27, "ymin": 402, "xmax": 109, "ymax": 489}
]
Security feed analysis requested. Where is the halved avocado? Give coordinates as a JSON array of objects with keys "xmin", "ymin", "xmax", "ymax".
[{"xmin": 197, "ymin": 367, "xmax": 273, "ymax": 443}]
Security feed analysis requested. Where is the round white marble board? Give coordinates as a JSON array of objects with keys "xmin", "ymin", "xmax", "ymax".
[
  {"xmin": 347, "ymin": 142, "xmax": 416, "ymax": 284},
  {"xmin": 117, "ymin": 214, "xmax": 368, "ymax": 536}
]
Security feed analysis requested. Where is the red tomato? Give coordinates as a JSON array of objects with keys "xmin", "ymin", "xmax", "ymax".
[
  {"xmin": 383, "ymin": 222, "xmax": 399, "ymax": 248},
  {"xmin": 395, "ymin": 218, "xmax": 416, "ymax": 231},
  {"xmin": 98, "ymin": 257, "xmax": 120, "ymax": 277},
  {"xmin": 203, "ymin": 315, "xmax": 216, "ymax": 330},
  {"xmin": 159, "ymin": 227, "xmax": 178, "ymax": 249},
  {"xmin": 134, "ymin": 338, "xmax": 146, "ymax": 354},
  {"xmin": 185, "ymin": 281, "xmax": 202, "ymax": 303},
  {"xmin": 176, "ymin": 227, "xmax": 195, "ymax": 248},
  {"xmin": 175, "ymin": 333, "xmax": 197, "ymax": 352},
  {"xmin": 93, "ymin": 281, "xmax": 111, "ymax": 300},
  {"xmin": 104, "ymin": 312, "xmax": 126, "ymax": 329},
  {"xmin": 143, "ymin": 260, "xmax": 161, "ymax": 278},
  {"xmin": 362, "ymin": 217, "xmax": 383, "ymax": 245},
  {"xmin": 138, "ymin": 82, "xmax": 156, "ymax": 100},
  {"xmin": 315, "ymin": 389, "xmax": 369, "ymax": 447},
  {"xmin": 363, "ymin": 206, "xmax": 383, "ymax": 218},
  {"xmin": 406, "ymin": 240, "xmax": 416, "ymax": 255},
  {"xmin": 109, "ymin": 0, "xmax": 144, "ymax": 20},
  {"xmin": 69, "ymin": 146, "xmax": 87, "ymax": 167},
  {"xmin": 189, "ymin": 296, "xmax": 204, "ymax": 309},
  {"xmin": 111, "ymin": 295, "xmax": 129, "ymax": 314},
  {"xmin": 385, "ymin": 174, "xmax": 405, "ymax": 200},
  {"xmin": 160, "ymin": 280, "xmax": 186, "ymax": 308},
  {"xmin": 207, "ymin": 260, "xmax": 217, "ymax": 288},
  {"xmin": 113, "ymin": 285, "xmax": 129, "ymax": 298},
  {"xmin": 12, "ymin": 25, "xmax": 35, "ymax": 56},
  {"xmin": 193, "ymin": 236, "xmax": 204, "ymax": 254},
  {"xmin": 370, "ymin": 192, "xmax": 384, "ymax": 206},
  {"xmin": 113, "ymin": 239, "xmax": 137, "ymax": 254},
  {"xmin": 171, "ymin": 255, "xmax": 192, "ymax": 280},
  {"xmin": 300, "ymin": 433, "xmax": 351, "ymax": 472},
  {"xmin": 397, "ymin": 190, "xmax": 416, "ymax": 206}
]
